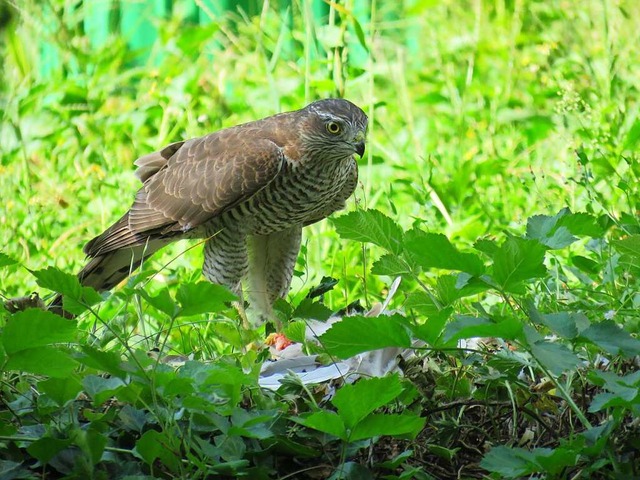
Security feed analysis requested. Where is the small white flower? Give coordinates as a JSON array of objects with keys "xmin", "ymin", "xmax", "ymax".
[{"xmin": 604, "ymin": 310, "xmax": 616, "ymax": 320}]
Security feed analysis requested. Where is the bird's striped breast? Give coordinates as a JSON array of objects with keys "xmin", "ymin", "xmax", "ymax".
[{"xmin": 214, "ymin": 155, "xmax": 356, "ymax": 236}]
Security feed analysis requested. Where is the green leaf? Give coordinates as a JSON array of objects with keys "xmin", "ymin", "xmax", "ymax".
[
  {"xmin": 526, "ymin": 214, "xmax": 576, "ymax": 248},
  {"xmin": 333, "ymin": 375, "xmax": 404, "ymax": 428},
  {"xmin": 176, "ymin": 281, "xmax": 236, "ymax": 317},
  {"xmin": 404, "ymin": 291, "xmax": 440, "ymax": 317},
  {"xmin": 350, "ymin": 16, "xmax": 369, "ymax": 52},
  {"xmin": 612, "ymin": 235, "xmax": 640, "ymax": 260},
  {"xmin": 350, "ymin": 412, "xmax": 425, "ymax": 442},
  {"xmin": 38, "ymin": 377, "xmax": 83, "ymax": 406},
  {"xmin": 78, "ymin": 345, "xmax": 127, "ymax": 378},
  {"xmin": 624, "ymin": 119, "xmax": 640, "ymax": 149},
  {"xmin": 443, "ymin": 315, "xmax": 523, "ymax": 343},
  {"xmin": 71, "ymin": 429, "xmax": 107, "ymax": 465},
  {"xmin": 30, "ymin": 267, "xmax": 102, "ymax": 314},
  {"xmin": 371, "ymin": 254, "xmax": 411, "ymax": 276},
  {"xmin": 410, "ymin": 307, "xmax": 452, "ymax": 346},
  {"xmin": 405, "ymin": 231, "xmax": 485, "ymax": 275},
  {"xmin": 318, "ymin": 314, "xmax": 412, "ymax": 358},
  {"xmin": 137, "ymin": 288, "xmax": 177, "ymax": 317},
  {"xmin": 134, "ymin": 430, "xmax": 181, "ymax": 472},
  {"xmin": 295, "ymin": 411, "xmax": 347, "ymax": 440},
  {"xmin": 27, "ymin": 437, "xmax": 72, "ymax": 463},
  {"xmin": 480, "ymin": 446, "xmax": 541, "ymax": 477},
  {"xmin": 492, "ymin": 237, "xmax": 546, "ymax": 293},
  {"xmin": 580, "ymin": 320, "xmax": 640, "ymax": 357},
  {"xmin": 0, "ymin": 252, "xmax": 18, "ymax": 267},
  {"xmin": 5, "ymin": 346, "xmax": 77, "ymax": 378},
  {"xmin": 529, "ymin": 340, "xmax": 581, "ymax": 375},
  {"xmin": 2, "ymin": 309, "xmax": 76, "ymax": 354},
  {"xmin": 293, "ymin": 298, "xmax": 333, "ymax": 321},
  {"xmin": 83, "ymin": 375, "xmax": 127, "ymax": 405},
  {"xmin": 333, "ymin": 210, "xmax": 404, "ymax": 254}
]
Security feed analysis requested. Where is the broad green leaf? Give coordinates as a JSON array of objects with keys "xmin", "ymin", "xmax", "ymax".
[
  {"xmin": 530, "ymin": 341, "xmax": 581, "ymax": 375},
  {"xmin": 492, "ymin": 237, "xmax": 546, "ymax": 293},
  {"xmin": 371, "ymin": 254, "xmax": 411, "ymax": 276},
  {"xmin": 30, "ymin": 266, "xmax": 102, "ymax": 315},
  {"xmin": 443, "ymin": 315, "xmax": 523, "ymax": 343},
  {"xmin": 480, "ymin": 445, "xmax": 538, "ymax": 477},
  {"xmin": 82, "ymin": 375, "xmax": 127, "ymax": 405},
  {"xmin": 557, "ymin": 212, "xmax": 604, "ymax": 237},
  {"xmin": 333, "ymin": 375, "xmax": 404, "ymax": 428},
  {"xmin": 38, "ymin": 377, "xmax": 82, "ymax": 406},
  {"xmin": 588, "ymin": 392, "xmax": 630, "ymax": 412},
  {"xmin": 332, "ymin": 210, "xmax": 404, "ymax": 254},
  {"xmin": 71, "ymin": 429, "xmax": 107, "ymax": 465},
  {"xmin": 612, "ymin": 235, "xmax": 640, "ymax": 260},
  {"xmin": 474, "ymin": 238, "xmax": 499, "ymax": 256},
  {"xmin": 317, "ymin": 314, "xmax": 412, "ymax": 358},
  {"xmin": 527, "ymin": 307, "xmax": 586, "ymax": 339},
  {"xmin": 2, "ymin": 309, "xmax": 76, "ymax": 354},
  {"xmin": 350, "ymin": 412, "xmax": 425, "ymax": 442},
  {"xmin": 293, "ymin": 298, "xmax": 333, "ymax": 321},
  {"xmin": 78, "ymin": 345, "xmax": 126, "ymax": 378},
  {"xmin": 580, "ymin": 320, "xmax": 640, "ymax": 357},
  {"xmin": 134, "ymin": 430, "xmax": 181, "ymax": 472},
  {"xmin": 410, "ymin": 307, "xmax": 453, "ymax": 346},
  {"xmin": 5, "ymin": 346, "xmax": 77, "ymax": 378},
  {"xmin": 624, "ymin": 119, "xmax": 640, "ymax": 149},
  {"xmin": 404, "ymin": 291, "xmax": 440, "ymax": 316},
  {"xmin": 27, "ymin": 437, "xmax": 72, "ymax": 463},
  {"xmin": 136, "ymin": 288, "xmax": 177, "ymax": 317},
  {"xmin": 176, "ymin": 281, "xmax": 236, "ymax": 317},
  {"xmin": 405, "ymin": 231, "xmax": 484, "ymax": 275},
  {"xmin": 295, "ymin": 411, "xmax": 346, "ymax": 440},
  {"xmin": 0, "ymin": 252, "xmax": 18, "ymax": 267}
]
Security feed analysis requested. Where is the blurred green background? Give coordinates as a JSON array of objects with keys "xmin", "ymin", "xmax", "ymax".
[{"xmin": 1, "ymin": 0, "xmax": 638, "ymax": 308}]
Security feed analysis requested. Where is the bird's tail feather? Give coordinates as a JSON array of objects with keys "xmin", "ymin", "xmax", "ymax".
[{"xmin": 48, "ymin": 242, "xmax": 164, "ymax": 318}]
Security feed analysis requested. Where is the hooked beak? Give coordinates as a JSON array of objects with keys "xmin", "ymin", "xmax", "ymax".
[{"xmin": 353, "ymin": 130, "xmax": 366, "ymax": 158}]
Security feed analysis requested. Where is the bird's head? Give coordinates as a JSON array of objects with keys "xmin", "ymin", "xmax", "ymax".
[{"xmin": 302, "ymin": 99, "xmax": 368, "ymax": 159}]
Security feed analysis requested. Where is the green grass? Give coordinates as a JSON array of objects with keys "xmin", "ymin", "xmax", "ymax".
[{"xmin": 1, "ymin": 0, "xmax": 639, "ymax": 478}]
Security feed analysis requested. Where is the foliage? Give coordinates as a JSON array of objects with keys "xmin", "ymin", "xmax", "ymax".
[{"xmin": 1, "ymin": 0, "xmax": 640, "ymax": 478}]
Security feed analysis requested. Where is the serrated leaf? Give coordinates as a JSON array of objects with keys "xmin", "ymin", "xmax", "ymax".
[
  {"xmin": 581, "ymin": 320, "xmax": 640, "ymax": 357},
  {"xmin": 2, "ymin": 309, "xmax": 76, "ymax": 354},
  {"xmin": 443, "ymin": 315, "xmax": 523, "ymax": 343},
  {"xmin": 30, "ymin": 266, "xmax": 102, "ymax": 314},
  {"xmin": 31, "ymin": 266, "xmax": 82, "ymax": 297},
  {"xmin": 530, "ymin": 340, "xmax": 581, "ymax": 375},
  {"xmin": 134, "ymin": 430, "xmax": 181, "ymax": 472},
  {"xmin": 5, "ymin": 346, "xmax": 77, "ymax": 378},
  {"xmin": 612, "ymin": 235, "xmax": 640, "ymax": 259},
  {"xmin": 405, "ymin": 231, "xmax": 485, "ymax": 275},
  {"xmin": 480, "ymin": 445, "xmax": 538, "ymax": 477},
  {"xmin": 333, "ymin": 375, "xmax": 404, "ymax": 428},
  {"xmin": 78, "ymin": 345, "xmax": 126, "ymax": 378},
  {"xmin": 350, "ymin": 412, "xmax": 425, "ymax": 442},
  {"xmin": 474, "ymin": 238, "xmax": 499, "ymax": 256},
  {"xmin": 404, "ymin": 291, "xmax": 440, "ymax": 316},
  {"xmin": 176, "ymin": 281, "xmax": 236, "ymax": 317},
  {"xmin": 136, "ymin": 288, "xmax": 177, "ymax": 317},
  {"xmin": 27, "ymin": 437, "xmax": 72, "ymax": 463},
  {"xmin": 371, "ymin": 254, "xmax": 411, "ymax": 276},
  {"xmin": 317, "ymin": 314, "xmax": 412, "ymax": 358},
  {"xmin": 492, "ymin": 237, "xmax": 546, "ymax": 293},
  {"xmin": 295, "ymin": 411, "xmax": 346, "ymax": 440},
  {"xmin": 293, "ymin": 298, "xmax": 333, "ymax": 321},
  {"xmin": 0, "ymin": 252, "xmax": 18, "ymax": 267},
  {"xmin": 38, "ymin": 377, "xmax": 82, "ymax": 406},
  {"xmin": 332, "ymin": 210, "xmax": 403, "ymax": 254}
]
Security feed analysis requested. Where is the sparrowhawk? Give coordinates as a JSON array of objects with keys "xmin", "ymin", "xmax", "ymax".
[{"xmin": 50, "ymin": 99, "xmax": 368, "ymax": 322}]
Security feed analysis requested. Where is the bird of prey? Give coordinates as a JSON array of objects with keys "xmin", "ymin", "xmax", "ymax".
[{"xmin": 50, "ymin": 99, "xmax": 368, "ymax": 323}]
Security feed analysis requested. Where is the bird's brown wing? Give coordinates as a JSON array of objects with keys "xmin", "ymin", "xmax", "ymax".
[{"xmin": 85, "ymin": 131, "xmax": 285, "ymax": 257}]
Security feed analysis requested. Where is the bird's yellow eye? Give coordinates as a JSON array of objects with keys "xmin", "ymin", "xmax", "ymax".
[{"xmin": 326, "ymin": 121, "xmax": 341, "ymax": 134}]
